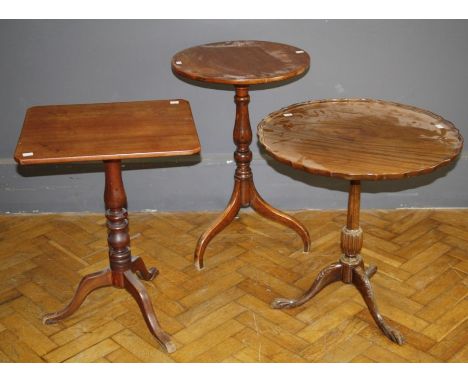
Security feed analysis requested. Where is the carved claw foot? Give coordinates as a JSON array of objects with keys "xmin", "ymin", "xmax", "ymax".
[
  {"xmin": 380, "ymin": 322, "xmax": 406, "ymax": 345},
  {"xmin": 271, "ymin": 297, "xmax": 298, "ymax": 309},
  {"xmin": 353, "ymin": 266, "xmax": 405, "ymax": 345},
  {"xmin": 131, "ymin": 256, "xmax": 158, "ymax": 281},
  {"xmin": 271, "ymin": 262, "xmax": 342, "ymax": 309}
]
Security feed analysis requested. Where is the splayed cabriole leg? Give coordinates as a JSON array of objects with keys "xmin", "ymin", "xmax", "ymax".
[
  {"xmin": 194, "ymin": 180, "xmax": 242, "ymax": 270},
  {"xmin": 250, "ymin": 180, "xmax": 310, "ymax": 253},
  {"xmin": 131, "ymin": 256, "xmax": 158, "ymax": 281},
  {"xmin": 43, "ymin": 268, "xmax": 113, "ymax": 324},
  {"xmin": 194, "ymin": 85, "xmax": 311, "ymax": 269},
  {"xmin": 272, "ymin": 180, "xmax": 404, "ymax": 345},
  {"xmin": 352, "ymin": 266, "xmax": 404, "ymax": 345},
  {"xmin": 271, "ymin": 262, "xmax": 342, "ymax": 309},
  {"xmin": 365, "ymin": 264, "xmax": 377, "ymax": 279},
  {"xmin": 123, "ymin": 270, "xmax": 176, "ymax": 353},
  {"xmin": 43, "ymin": 160, "xmax": 174, "ymax": 353}
]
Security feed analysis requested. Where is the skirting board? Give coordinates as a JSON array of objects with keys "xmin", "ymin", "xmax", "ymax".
[{"xmin": 0, "ymin": 152, "xmax": 467, "ymax": 213}]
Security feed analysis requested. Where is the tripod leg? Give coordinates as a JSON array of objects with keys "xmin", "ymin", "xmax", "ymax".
[
  {"xmin": 250, "ymin": 182, "xmax": 311, "ymax": 253},
  {"xmin": 131, "ymin": 256, "xmax": 158, "ymax": 281},
  {"xmin": 194, "ymin": 180, "xmax": 241, "ymax": 270},
  {"xmin": 272, "ymin": 262, "xmax": 342, "ymax": 309},
  {"xmin": 43, "ymin": 268, "xmax": 112, "ymax": 324},
  {"xmin": 352, "ymin": 266, "xmax": 405, "ymax": 345},
  {"xmin": 123, "ymin": 270, "xmax": 176, "ymax": 353}
]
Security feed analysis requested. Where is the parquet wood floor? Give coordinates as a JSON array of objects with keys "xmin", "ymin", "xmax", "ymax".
[{"xmin": 0, "ymin": 209, "xmax": 467, "ymax": 362}]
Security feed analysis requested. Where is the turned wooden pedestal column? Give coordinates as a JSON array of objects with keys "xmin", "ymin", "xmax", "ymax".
[
  {"xmin": 14, "ymin": 99, "xmax": 201, "ymax": 354},
  {"xmin": 193, "ymin": 86, "xmax": 311, "ymax": 269},
  {"xmin": 258, "ymin": 98, "xmax": 463, "ymax": 345},
  {"xmin": 172, "ymin": 40, "xmax": 312, "ymax": 269},
  {"xmin": 43, "ymin": 160, "xmax": 175, "ymax": 352}
]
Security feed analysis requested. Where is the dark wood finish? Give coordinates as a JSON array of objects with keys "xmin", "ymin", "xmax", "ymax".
[
  {"xmin": 272, "ymin": 182, "xmax": 404, "ymax": 345},
  {"xmin": 193, "ymin": 86, "xmax": 310, "ymax": 269},
  {"xmin": 131, "ymin": 256, "xmax": 158, "ymax": 281},
  {"xmin": 14, "ymin": 99, "xmax": 200, "ymax": 165},
  {"xmin": 42, "ymin": 268, "xmax": 113, "ymax": 323},
  {"xmin": 172, "ymin": 41, "xmax": 311, "ymax": 269},
  {"xmin": 43, "ymin": 160, "xmax": 175, "ymax": 353},
  {"xmin": 258, "ymin": 99, "xmax": 463, "ymax": 180},
  {"xmin": 15, "ymin": 99, "xmax": 202, "ymax": 353},
  {"xmin": 262, "ymin": 99, "xmax": 463, "ymax": 345},
  {"xmin": 171, "ymin": 40, "xmax": 310, "ymax": 85}
]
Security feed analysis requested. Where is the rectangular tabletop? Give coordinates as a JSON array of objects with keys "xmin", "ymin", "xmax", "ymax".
[{"xmin": 14, "ymin": 99, "xmax": 201, "ymax": 165}]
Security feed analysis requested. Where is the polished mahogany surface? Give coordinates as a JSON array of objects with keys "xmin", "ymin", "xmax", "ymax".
[
  {"xmin": 258, "ymin": 99, "xmax": 463, "ymax": 180},
  {"xmin": 171, "ymin": 40, "xmax": 310, "ymax": 85},
  {"xmin": 14, "ymin": 99, "xmax": 201, "ymax": 165}
]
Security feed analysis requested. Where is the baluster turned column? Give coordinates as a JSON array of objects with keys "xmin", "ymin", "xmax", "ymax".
[
  {"xmin": 104, "ymin": 160, "xmax": 131, "ymax": 287},
  {"xmin": 233, "ymin": 86, "xmax": 253, "ymax": 207}
]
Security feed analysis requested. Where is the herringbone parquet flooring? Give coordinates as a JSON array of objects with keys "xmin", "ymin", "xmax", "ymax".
[{"xmin": 0, "ymin": 209, "xmax": 467, "ymax": 362}]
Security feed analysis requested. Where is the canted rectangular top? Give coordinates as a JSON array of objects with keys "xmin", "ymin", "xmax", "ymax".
[{"xmin": 14, "ymin": 99, "xmax": 201, "ymax": 165}]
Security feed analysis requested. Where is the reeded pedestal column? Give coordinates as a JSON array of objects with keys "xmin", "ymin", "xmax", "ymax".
[{"xmin": 272, "ymin": 181, "xmax": 405, "ymax": 345}]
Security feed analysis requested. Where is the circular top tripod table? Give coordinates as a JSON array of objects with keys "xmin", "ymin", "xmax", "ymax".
[
  {"xmin": 258, "ymin": 98, "xmax": 463, "ymax": 345},
  {"xmin": 172, "ymin": 40, "xmax": 312, "ymax": 269},
  {"xmin": 14, "ymin": 99, "xmax": 201, "ymax": 353}
]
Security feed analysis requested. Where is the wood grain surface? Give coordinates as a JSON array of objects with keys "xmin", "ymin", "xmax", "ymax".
[
  {"xmin": 0, "ymin": 209, "xmax": 467, "ymax": 362},
  {"xmin": 258, "ymin": 99, "xmax": 463, "ymax": 180},
  {"xmin": 171, "ymin": 40, "xmax": 310, "ymax": 85},
  {"xmin": 14, "ymin": 99, "xmax": 201, "ymax": 165}
]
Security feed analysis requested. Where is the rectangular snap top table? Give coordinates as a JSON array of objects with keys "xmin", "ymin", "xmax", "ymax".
[{"xmin": 14, "ymin": 99, "xmax": 201, "ymax": 353}]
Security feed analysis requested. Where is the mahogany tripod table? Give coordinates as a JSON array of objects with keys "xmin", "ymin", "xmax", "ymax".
[
  {"xmin": 172, "ymin": 40, "xmax": 312, "ymax": 269},
  {"xmin": 14, "ymin": 99, "xmax": 201, "ymax": 353},
  {"xmin": 258, "ymin": 99, "xmax": 463, "ymax": 344}
]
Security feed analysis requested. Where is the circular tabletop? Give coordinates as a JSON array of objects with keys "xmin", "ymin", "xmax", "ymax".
[
  {"xmin": 258, "ymin": 99, "xmax": 463, "ymax": 180},
  {"xmin": 171, "ymin": 40, "xmax": 310, "ymax": 85}
]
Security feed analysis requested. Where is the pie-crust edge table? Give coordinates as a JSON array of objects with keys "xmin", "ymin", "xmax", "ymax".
[{"xmin": 258, "ymin": 98, "xmax": 463, "ymax": 344}]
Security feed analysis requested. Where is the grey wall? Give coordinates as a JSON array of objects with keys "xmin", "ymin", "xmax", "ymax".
[{"xmin": 0, "ymin": 20, "xmax": 467, "ymax": 213}]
